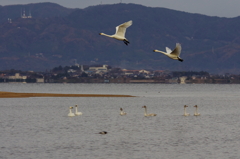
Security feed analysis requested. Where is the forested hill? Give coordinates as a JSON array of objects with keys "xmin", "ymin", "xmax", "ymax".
[{"xmin": 0, "ymin": 2, "xmax": 240, "ymax": 73}]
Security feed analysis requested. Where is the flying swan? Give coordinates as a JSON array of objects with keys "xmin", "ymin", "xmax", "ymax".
[
  {"xmin": 75, "ymin": 104, "xmax": 82, "ymax": 116},
  {"xmin": 68, "ymin": 106, "xmax": 75, "ymax": 117},
  {"xmin": 120, "ymin": 108, "xmax": 127, "ymax": 116},
  {"xmin": 142, "ymin": 105, "xmax": 157, "ymax": 117},
  {"xmin": 183, "ymin": 105, "xmax": 190, "ymax": 116},
  {"xmin": 153, "ymin": 43, "xmax": 183, "ymax": 62},
  {"xmin": 194, "ymin": 105, "xmax": 200, "ymax": 116},
  {"xmin": 99, "ymin": 20, "xmax": 132, "ymax": 45}
]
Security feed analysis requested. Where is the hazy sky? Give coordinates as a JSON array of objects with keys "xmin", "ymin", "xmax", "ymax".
[{"xmin": 1, "ymin": 0, "xmax": 240, "ymax": 18}]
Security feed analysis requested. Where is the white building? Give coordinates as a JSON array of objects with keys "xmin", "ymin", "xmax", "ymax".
[
  {"xmin": 36, "ymin": 78, "xmax": 44, "ymax": 83},
  {"xmin": 8, "ymin": 73, "xmax": 27, "ymax": 83},
  {"xmin": 89, "ymin": 65, "xmax": 108, "ymax": 72},
  {"xmin": 21, "ymin": 9, "xmax": 32, "ymax": 18},
  {"xmin": 8, "ymin": 73, "xmax": 27, "ymax": 80}
]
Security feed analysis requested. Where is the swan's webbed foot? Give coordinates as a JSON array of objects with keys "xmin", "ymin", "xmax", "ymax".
[
  {"xmin": 178, "ymin": 57, "xmax": 183, "ymax": 62},
  {"xmin": 123, "ymin": 39, "xmax": 130, "ymax": 46}
]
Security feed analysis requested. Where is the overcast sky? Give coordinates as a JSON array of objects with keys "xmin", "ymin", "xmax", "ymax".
[{"xmin": 1, "ymin": 0, "xmax": 240, "ymax": 18}]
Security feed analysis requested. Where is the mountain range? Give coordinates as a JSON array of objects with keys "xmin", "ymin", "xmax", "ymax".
[{"xmin": 0, "ymin": 2, "xmax": 240, "ymax": 73}]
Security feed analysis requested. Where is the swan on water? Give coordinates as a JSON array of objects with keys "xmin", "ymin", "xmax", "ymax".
[
  {"xmin": 142, "ymin": 105, "xmax": 157, "ymax": 117},
  {"xmin": 120, "ymin": 108, "xmax": 127, "ymax": 115},
  {"xmin": 183, "ymin": 105, "xmax": 190, "ymax": 116},
  {"xmin": 194, "ymin": 105, "xmax": 200, "ymax": 116},
  {"xmin": 99, "ymin": 20, "xmax": 132, "ymax": 45},
  {"xmin": 75, "ymin": 104, "xmax": 82, "ymax": 116},
  {"xmin": 68, "ymin": 106, "xmax": 75, "ymax": 117},
  {"xmin": 153, "ymin": 43, "xmax": 183, "ymax": 62}
]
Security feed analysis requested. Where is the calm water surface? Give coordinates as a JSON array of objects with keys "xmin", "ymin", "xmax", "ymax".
[{"xmin": 0, "ymin": 83, "xmax": 240, "ymax": 159}]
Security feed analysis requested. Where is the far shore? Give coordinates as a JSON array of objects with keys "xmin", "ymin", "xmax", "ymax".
[{"xmin": 0, "ymin": 91, "xmax": 135, "ymax": 98}]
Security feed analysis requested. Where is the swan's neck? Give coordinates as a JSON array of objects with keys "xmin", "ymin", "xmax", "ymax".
[
  {"xmin": 70, "ymin": 109, "xmax": 73, "ymax": 114},
  {"xmin": 100, "ymin": 33, "xmax": 113, "ymax": 38},
  {"xmin": 75, "ymin": 107, "xmax": 78, "ymax": 113},
  {"xmin": 155, "ymin": 50, "xmax": 167, "ymax": 55},
  {"xmin": 184, "ymin": 107, "xmax": 187, "ymax": 115},
  {"xmin": 144, "ymin": 108, "xmax": 148, "ymax": 115},
  {"xmin": 195, "ymin": 107, "xmax": 198, "ymax": 114}
]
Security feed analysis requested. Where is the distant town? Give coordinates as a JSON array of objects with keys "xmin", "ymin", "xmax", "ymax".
[{"xmin": 0, "ymin": 64, "xmax": 240, "ymax": 84}]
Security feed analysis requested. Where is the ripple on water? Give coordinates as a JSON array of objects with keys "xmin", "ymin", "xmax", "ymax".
[{"xmin": 1, "ymin": 84, "xmax": 240, "ymax": 159}]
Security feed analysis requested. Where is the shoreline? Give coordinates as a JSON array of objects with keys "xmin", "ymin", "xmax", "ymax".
[{"xmin": 0, "ymin": 91, "xmax": 135, "ymax": 98}]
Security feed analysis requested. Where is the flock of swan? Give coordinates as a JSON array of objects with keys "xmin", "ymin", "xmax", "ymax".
[
  {"xmin": 69, "ymin": 20, "xmax": 195, "ymax": 136},
  {"xmin": 68, "ymin": 105, "xmax": 200, "ymax": 117},
  {"xmin": 184, "ymin": 105, "xmax": 201, "ymax": 116},
  {"xmin": 67, "ymin": 104, "xmax": 200, "ymax": 134},
  {"xmin": 99, "ymin": 20, "xmax": 184, "ymax": 62},
  {"xmin": 121, "ymin": 106, "xmax": 156, "ymax": 116},
  {"xmin": 99, "ymin": 20, "xmax": 198, "ymax": 134},
  {"xmin": 68, "ymin": 105, "xmax": 156, "ymax": 117},
  {"xmin": 122, "ymin": 105, "xmax": 200, "ymax": 117},
  {"xmin": 68, "ymin": 104, "xmax": 82, "ymax": 117}
]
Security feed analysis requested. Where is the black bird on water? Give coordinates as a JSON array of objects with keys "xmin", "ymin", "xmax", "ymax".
[{"xmin": 98, "ymin": 131, "xmax": 107, "ymax": 134}]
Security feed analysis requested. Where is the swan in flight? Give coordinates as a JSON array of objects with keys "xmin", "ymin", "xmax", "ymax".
[
  {"xmin": 68, "ymin": 107, "xmax": 75, "ymax": 117},
  {"xmin": 120, "ymin": 108, "xmax": 127, "ymax": 115},
  {"xmin": 194, "ymin": 105, "xmax": 200, "ymax": 116},
  {"xmin": 75, "ymin": 104, "xmax": 82, "ymax": 116},
  {"xmin": 183, "ymin": 105, "xmax": 190, "ymax": 116},
  {"xmin": 99, "ymin": 20, "xmax": 132, "ymax": 45},
  {"xmin": 153, "ymin": 43, "xmax": 183, "ymax": 62},
  {"xmin": 142, "ymin": 105, "xmax": 157, "ymax": 117}
]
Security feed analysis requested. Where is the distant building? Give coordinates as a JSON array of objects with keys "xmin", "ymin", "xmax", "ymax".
[
  {"xmin": 36, "ymin": 78, "xmax": 44, "ymax": 83},
  {"xmin": 89, "ymin": 65, "xmax": 108, "ymax": 72},
  {"xmin": 28, "ymin": 11, "xmax": 32, "ymax": 18},
  {"xmin": 139, "ymin": 70, "xmax": 150, "ymax": 74},
  {"xmin": 21, "ymin": 9, "xmax": 32, "ymax": 18},
  {"xmin": 8, "ymin": 18, "xmax": 12, "ymax": 23},
  {"xmin": 8, "ymin": 73, "xmax": 27, "ymax": 83},
  {"xmin": 67, "ymin": 69, "xmax": 76, "ymax": 73},
  {"xmin": 179, "ymin": 76, "xmax": 187, "ymax": 84}
]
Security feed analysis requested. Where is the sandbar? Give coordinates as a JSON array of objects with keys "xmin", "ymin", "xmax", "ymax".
[{"xmin": 0, "ymin": 91, "xmax": 135, "ymax": 98}]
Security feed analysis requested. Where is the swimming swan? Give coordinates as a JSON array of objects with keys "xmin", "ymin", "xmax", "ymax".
[
  {"xmin": 99, "ymin": 20, "xmax": 132, "ymax": 45},
  {"xmin": 75, "ymin": 104, "xmax": 82, "ymax": 116},
  {"xmin": 142, "ymin": 105, "xmax": 157, "ymax": 117},
  {"xmin": 183, "ymin": 105, "xmax": 190, "ymax": 116},
  {"xmin": 153, "ymin": 43, "xmax": 183, "ymax": 62},
  {"xmin": 68, "ymin": 106, "xmax": 75, "ymax": 117},
  {"xmin": 120, "ymin": 108, "xmax": 127, "ymax": 116},
  {"xmin": 194, "ymin": 105, "xmax": 200, "ymax": 116}
]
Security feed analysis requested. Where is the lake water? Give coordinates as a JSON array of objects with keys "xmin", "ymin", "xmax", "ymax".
[{"xmin": 0, "ymin": 83, "xmax": 240, "ymax": 159}]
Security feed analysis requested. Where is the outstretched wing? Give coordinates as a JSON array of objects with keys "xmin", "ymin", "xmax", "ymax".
[
  {"xmin": 165, "ymin": 47, "xmax": 172, "ymax": 54},
  {"xmin": 115, "ymin": 20, "xmax": 132, "ymax": 38},
  {"xmin": 170, "ymin": 43, "xmax": 181, "ymax": 56}
]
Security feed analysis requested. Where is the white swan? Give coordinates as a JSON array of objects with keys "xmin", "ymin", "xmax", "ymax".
[
  {"xmin": 142, "ymin": 105, "xmax": 157, "ymax": 117},
  {"xmin": 120, "ymin": 108, "xmax": 127, "ymax": 116},
  {"xmin": 194, "ymin": 105, "xmax": 200, "ymax": 116},
  {"xmin": 75, "ymin": 104, "xmax": 82, "ymax": 116},
  {"xmin": 153, "ymin": 43, "xmax": 183, "ymax": 62},
  {"xmin": 99, "ymin": 20, "xmax": 132, "ymax": 45},
  {"xmin": 183, "ymin": 105, "xmax": 190, "ymax": 116},
  {"xmin": 68, "ymin": 106, "xmax": 75, "ymax": 117}
]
